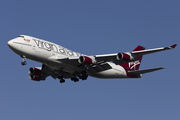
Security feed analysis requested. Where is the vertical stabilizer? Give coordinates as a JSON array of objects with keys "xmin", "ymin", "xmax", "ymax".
[{"xmin": 121, "ymin": 46, "xmax": 145, "ymax": 71}]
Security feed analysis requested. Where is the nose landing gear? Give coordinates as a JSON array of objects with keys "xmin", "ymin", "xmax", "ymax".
[
  {"xmin": 21, "ymin": 61, "xmax": 27, "ymax": 65},
  {"xmin": 21, "ymin": 55, "xmax": 27, "ymax": 65}
]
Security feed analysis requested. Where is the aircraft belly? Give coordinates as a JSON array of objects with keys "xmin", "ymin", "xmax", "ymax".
[
  {"xmin": 89, "ymin": 69, "xmax": 126, "ymax": 78},
  {"xmin": 88, "ymin": 62, "xmax": 127, "ymax": 78},
  {"xmin": 45, "ymin": 60, "xmax": 81, "ymax": 74}
]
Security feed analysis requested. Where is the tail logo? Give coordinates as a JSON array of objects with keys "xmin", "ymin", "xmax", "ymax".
[{"xmin": 129, "ymin": 60, "xmax": 140, "ymax": 70}]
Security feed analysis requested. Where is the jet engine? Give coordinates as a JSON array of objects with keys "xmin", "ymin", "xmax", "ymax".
[
  {"xmin": 29, "ymin": 75, "xmax": 42, "ymax": 81},
  {"xmin": 29, "ymin": 67, "xmax": 42, "ymax": 76},
  {"xmin": 117, "ymin": 53, "xmax": 134, "ymax": 61},
  {"xmin": 28, "ymin": 67, "xmax": 44, "ymax": 81},
  {"xmin": 78, "ymin": 56, "xmax": 96, "ymax": 65}
]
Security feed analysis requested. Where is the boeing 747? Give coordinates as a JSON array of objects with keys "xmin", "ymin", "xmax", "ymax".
[{"xmin": 7, "ymin": 35, "xmax": 177, "ymax": 83}]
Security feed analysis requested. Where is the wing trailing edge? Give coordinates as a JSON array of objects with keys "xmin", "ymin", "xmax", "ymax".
[{"xmin": 131, "ymin": 44, "xmax": 177, "ymax": 56}]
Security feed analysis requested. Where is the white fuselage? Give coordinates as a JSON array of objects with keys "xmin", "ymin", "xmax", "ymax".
[{"xmin": 8, "ymin": 35, "xmax": 128, "ymax": 79}]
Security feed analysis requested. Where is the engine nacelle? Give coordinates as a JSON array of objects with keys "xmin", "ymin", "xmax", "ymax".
[
  {"xmin": 29, "ymin": 75, "xmax": 42, "ymax": 81},
  {"xmin": 78, "ymin": 56, "xmax": 96, "ymax": 64},
  {"xmin": 29, "ymin": 67, "xmax": 42, "ymax": 76},
  {"xmin": 28, "ymin": 67, "xmax": 45, "ymax": 81},
  {"xmin": 117, "ymin": 53, "xmax": 134, "ymax": 61}
]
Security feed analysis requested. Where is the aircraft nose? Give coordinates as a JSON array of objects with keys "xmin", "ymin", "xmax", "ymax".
[{"xmin": 7, "ymin": 40, "xmax": 13, "ymax": 47}]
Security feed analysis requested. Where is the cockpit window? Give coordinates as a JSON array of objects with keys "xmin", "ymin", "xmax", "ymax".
[{"xmin": 18, "ymin": 35, "xmax": 24, "ymax": 38}]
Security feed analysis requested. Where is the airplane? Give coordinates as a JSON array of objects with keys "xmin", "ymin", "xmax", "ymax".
[{"xmin": 7, "ymin": 35, "xmax": 177, "ymax": 83}]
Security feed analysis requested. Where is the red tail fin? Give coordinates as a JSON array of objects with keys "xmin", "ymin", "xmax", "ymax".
[{"xmin": 121, "ymin": 46, "xmax": 145, "ymax": 71}]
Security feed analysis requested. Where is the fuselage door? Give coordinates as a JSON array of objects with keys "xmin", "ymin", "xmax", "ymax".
[{"xmin": 32, "ymin": 42, "xmax": 36, "ymax": 50}]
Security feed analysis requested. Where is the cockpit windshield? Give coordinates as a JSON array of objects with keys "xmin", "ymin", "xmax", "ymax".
[{"xmin": 18, "ymin": 35, "xmax": 24, "ymax": 38}]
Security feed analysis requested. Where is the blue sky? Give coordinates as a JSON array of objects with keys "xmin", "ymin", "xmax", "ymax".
[{"xmin": 1, "ymin": 0, "xmax": 180, "ymax": 120}]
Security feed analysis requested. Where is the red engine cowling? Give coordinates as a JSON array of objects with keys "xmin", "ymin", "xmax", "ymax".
[
  {"xmin": 117, "ymin": 53, "xmax": 134, "ymax": 61},
  {"xmin": 29, "ymin": 75, "xmax": 42, "ymax": 81},
  {"xmin": 78, "ymin": 56, "xmax": 96, "ymax": 64},
  {"xmin": 28, "ymin": 67, "xmax": 44, "ymax": 81},
  {"xmin": 29, "ymin": 67, "xmax": 42, "ymax": 76}
]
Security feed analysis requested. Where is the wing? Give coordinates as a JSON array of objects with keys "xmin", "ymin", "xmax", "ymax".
[
  {"xmin": 94, "ymin": 44, "xmax": 177, "ymax": 64},
  {"xmin": 52, "ymin": 44, "xmax": 177, "ymax": 67},
  {"xmin": 52, "ymin": 56, "xmax": 112, "ymax": 72},
  {"xmin": 48, "ymin": 44, "xmax": 176, "ymax": 76},
  {"xmin": 131, "ymin": 44, "xmax": 177, "ymax": 56}
]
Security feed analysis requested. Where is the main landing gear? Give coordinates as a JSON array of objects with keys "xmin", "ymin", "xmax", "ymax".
[
  {"xmin": 58, "ymin": 71, "xmax": 88, "ymax": 84},
  {"xmin": 71, "ymin": 77, "xmax": 79, "ymax": 82},
  {"xmin": 58, "ymin": 76, "xmax": 65, "ymax": 83},
  {"xmin": 79, "ymin": 74, "xmax": 88, "ymax": 80},
  {"xmin": 79, "ymin": 71, "xmax": 88, "ymax": 80},
  {"xmin": 21, "ymin": 55, "xmax": 27, "ymax": 65},
  {"xmin": 58, "ymin": 73, "xmax": 88, "ymax": 84},
  {"xmin": 71, "ymin": 72, "xmax": 88, "ymax": 82}
]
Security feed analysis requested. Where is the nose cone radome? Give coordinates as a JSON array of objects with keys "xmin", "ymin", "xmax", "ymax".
[
  {"xmin": 7, "ymin": 40, "xmax": 13, "ymax": 46},
  {"xmin": 7, "ymin": 39, "xmax": 19, "ymax": 52},
  {"xmin": 7, "ymin": 38, "xmax": 23, "ymax": 56},
  {"xmin": 7, "ymin": 40, "xmax": 14, "ymax": 49}
]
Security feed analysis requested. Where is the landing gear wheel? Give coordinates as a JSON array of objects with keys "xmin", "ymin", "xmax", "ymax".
[
  {"xmin": 81, "ymin": 74, "xmax": 88, "ymax": 80},
  {"xmin": 21, "ymin": 61, "xmax": 27, "ymax": 65},
  {"xmin": 80, "ymin": 71, "xmax": 88, "ymax": 80},
  {"xmin": 74, "ymin": 78, "xmax": 79, "ymax": 82},
  {"xmin": 58, "ymin": 76, "xmax": 65, "ymax": 83},
  {"xmin": 71, "ymin": 77, "xmax": 79, "ymax": 82},
  {"xmin": 60, "ymin": 79, "xmax": 65, "ymax": 83}
]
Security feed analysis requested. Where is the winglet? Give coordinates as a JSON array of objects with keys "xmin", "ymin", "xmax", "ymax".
[{"xmin": 170, "ymin": 44, "xmax": 177, "ymax": 49}]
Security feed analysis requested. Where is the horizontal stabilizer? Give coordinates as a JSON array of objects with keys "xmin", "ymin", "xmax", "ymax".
[{"xmin": 128, "ymin": 67, "xmax": 165, "ymax": 74}]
